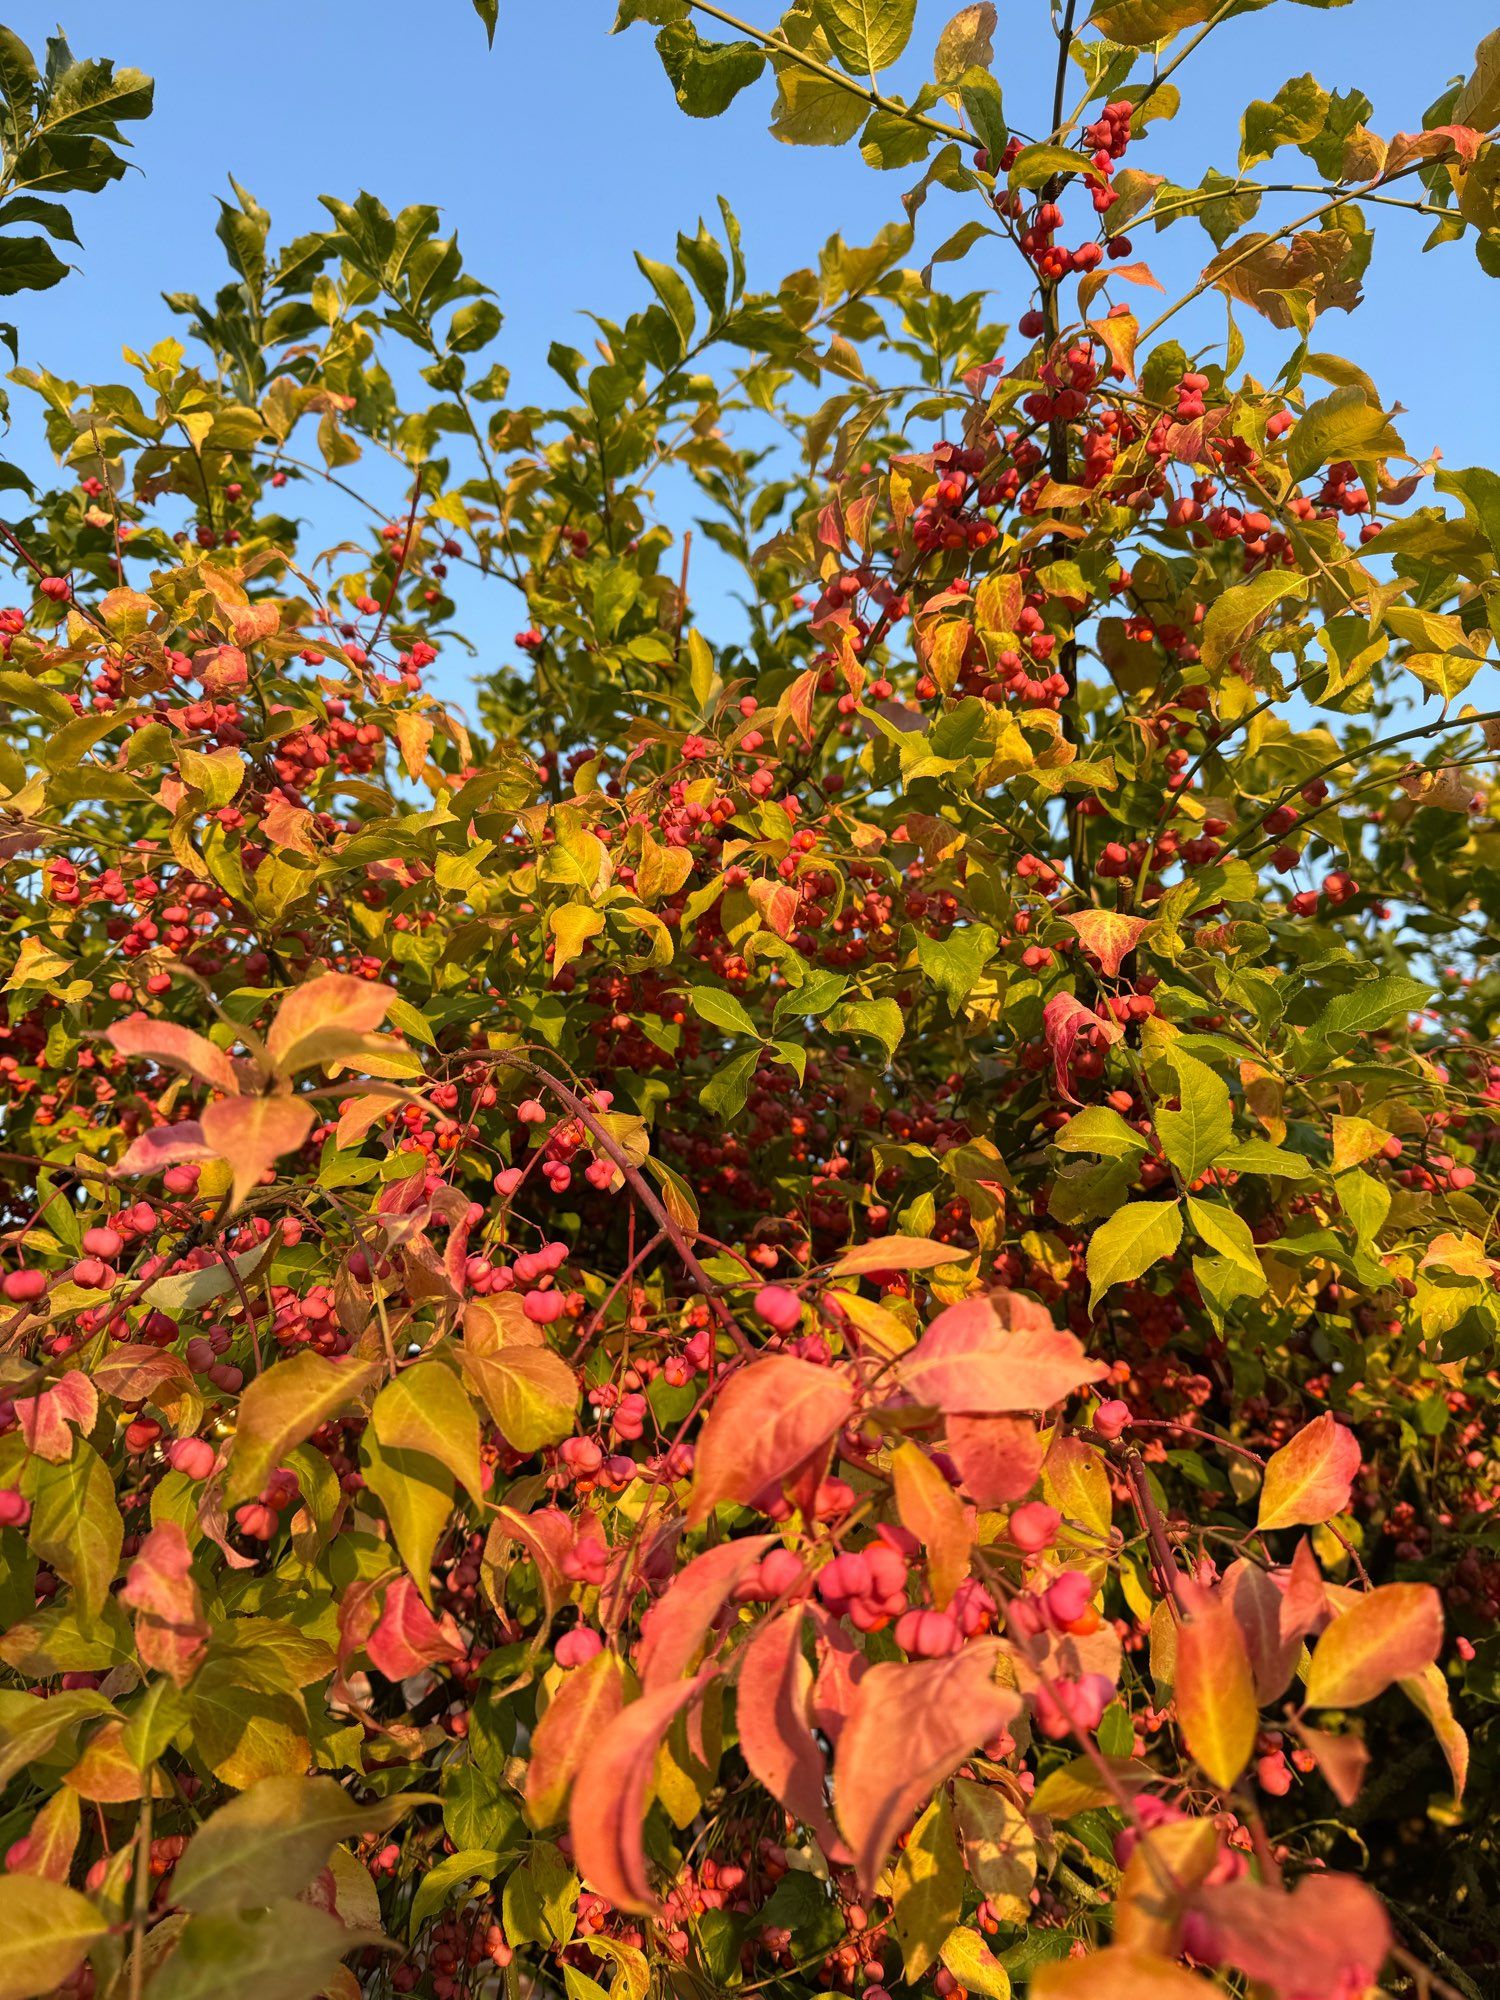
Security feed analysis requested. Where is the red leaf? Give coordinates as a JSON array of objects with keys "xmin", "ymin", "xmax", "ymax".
[
  {"xmin": 119, "ymin": 1523, "xmax": 210, "ymax": 1688},
  {"xmin": 200, "ymin": 1094, "xmax": 316, "ymax": 1211},
  {"xmin": 637, "ymin": 1535, "xmax": 774, "ymax": 1689},
  {"xmin": 366, "ymin": 1575, "xmax": 465, "ymax": 1682},
  {"xmin": 833, "ymin": 1640, "xmax": 1021, "ymax": 1893},
  {"xmin": 1042, "ymin": 992, "xmax": 1123, "ymax": 1105},
  {"xmin": 106, "ymin": 1012, "xmax": 242, "ymax": 1094},
  {"xmin": 737, "ymin": 1606, "xmax": 844, "ymax": 1860},
  {"xmin": 571, "ymin": 1668, "xmax": 713, "ymax": 1913},
  {"xmin": 1257, "ymin": 1413, "xmax": 1361, "ymax": 1531},
  {"xmin": 266, "ymin": 971, "xmax": 393, "ymax": 1076},
  {"xmin": 946, "ymin": 1414, "xmax": 1044, "ymax": 1506},
  {"xmin": 1192, "ymin": 1872, "xmax": 1391, "ymax": 1999},
  {"xmin": 687, "ymin": 1358, "xmax": 855, "ymax": 1528},
  {"xmin": 898, "ymin": 1292, "xmax": 1105, "ymax": 1415}
]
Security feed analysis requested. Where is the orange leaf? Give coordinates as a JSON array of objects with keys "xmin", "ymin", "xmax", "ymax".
[
  {"xmin": 833, "ymin": 1642, "xmax": 1020, "ymax": 1893},
  {"xmin": 1257, "ymin": 1414, "xmax": 1361, "ymax": 1532},
  {"xmin": 898, "ymin": 1292, "xmax": 1105, "ymax": 1415},
  {"xmin": 1175, "ymin": 1585, "xmax": 1258, "ymax": 1790},
  {"xmin": 945, "ymin": 1414, "xmax": 1044, "ymax": 1506},
  {"xmin": 119, "ymin": 1523, "xmax": 210, "ymax": 1688},
  {"xmin": 201, "ymin": 1093, "xmax": 316, "ymax": 1212},
  {"xmin": 1057, "ymin": 910, "xmax": 1153, "ymax": 979},
  {"xmin": 736, "ymin": 1606, "xmax": 843, "ymax": 1860},
  {"xmin": 636, "ymin": 1535, "xmax": 774, "ymax": 1688},
  {"xmin": 1033, "ymin": 1947, "xmax": 1215, "ymax": 2000},
  {"xmin": 687, "ymin": 1357, "xmax": 855, "ymax": 1528},
  {"xmin": 482, "ymin": 1506, "xmax": 575, "ymax": 1631},
  {"xmin": 266, "ymin": 971, "xmax": 393, "ymax": 1077},
  {"xmin": 891, "ymin": 1442, "xmax": 971, "ymax": 1609},
  {"xmin": 1191, "ymin": 1872, "xmax": 1391, "ymax": 1998},
  {"xmin": 571, "ymin": 1669, "xmax": 713, "ymax": 1913},
  {"xmin": 1304, "ymin": 1582, "xmax": 1443, "ymax": 1708},
  {"xmin": 526, "ymin": 1647, "xmax": 625, "ymax": 1827},
  {"xmin": 367, "ymin": 1574, "xmax": 465, "ymax": 1681},
  {"xmin": 107, "ymin": 1012, "xmax": 242, "ymax": 1094},
  {"xmin": 113, "ymin": 1121, "xmax": 215, "ymax": 1179},
  {"xmin": 1219, "ymin": 1559, "xmax": 1300, "ymax": 1704}
]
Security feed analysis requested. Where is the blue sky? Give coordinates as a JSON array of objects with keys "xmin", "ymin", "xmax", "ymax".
[{"xmin": 6, "ymin": 0, "xmax": 1498, "ymax": 690}]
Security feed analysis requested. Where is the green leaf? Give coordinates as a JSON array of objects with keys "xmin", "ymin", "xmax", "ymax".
[
  {"xmin": 916, "ymin": 923, "xmax": 997, "ymax": 1008},
  {"xmin": 700, "ymin": 1046, "xmax": 760, "ymax": 1118},
  {"xmin": 958, "ymin": 68, "xmax": 1006, "ymax": 159},
  {"xmin": 464, "ymin": 1346, "xmax": 579, "ymax": 1456},
  {"xmin": 1240, "ymin": 73, "xmax": 1329, "ymax": 170},
  {"xmin": 892, "ymin": 1794, "xmax": 964, "ymax": 1982},
  {"xmin": 225, "ymin": 1354, "xmax": 382, "ymax": 1506},
  {"xmin": 1199, "ymin": 570, "xmax": 1309, "ymax": 673},
  {"xmin": 409, "ymin": 1848, "xmax": 500, "ymax": 1936},
  {"xmin": 1008, "ymin": 144, "xmax": 1093, "ymax": 189},
  {"xmin": 1185, "ymin": 1196, "xmax": 1264, "ymax": 1286},
  {"xmin": 145, "ymin": 1900, "xmax": 370, "ymax": 2000},
  {"xmin": 655, "ymin": 23, "xmax": 767, "ymax": 118},
  {"xmin": 361, "ymin": 1432, "xmax": 455, "ymax": 1598},
  {"xmin": 173, "ymin": 1775, "xmax": 423, "ymax": 1916},
  {"xmin": 503, "ymin": 1840, "xmax": 579, "ymax": 1947},
  {"xmin": 1053, "ymin": 1106, "xmax": 1149, "ymax": 1159},
  {"xmin": 688, "ymin": 984, "xmax": 764, "ymax": 1040},
  {"xmin": 1087, "ymin": 1201, "xmax": 1183, "ymax": 1309},
  {"xmin": 634, "ymin": 251, "xmax": 696, "ymax": 348},
  {"xmin": 1286, "ymin": 386, "xmax": 1405, "ymax": 483},
  {"xmin": 1216, "ymin": 1138, "xmax": 1316, "ymax": 1179},
  {"xmin": 28, "ymin": 1439, "xmax": 122, "ymax": 1619},
  {"xmin": 1152, "ymin": 1049, "xmax": 1232, "ymax": 1182},
  {"xmin": 829, "ymin": 996, "xmax": 904, "ymax": 1059},
  {"xmin": 1302, "ymin": 975, "xmax": 1432, "ymax": 1053},
  {"xmin": 812, "ymin": 0, "xmax": 918, "ymax": 75}
]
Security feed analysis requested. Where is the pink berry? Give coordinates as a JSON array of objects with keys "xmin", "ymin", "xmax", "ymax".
[
  {"xmin": 0, "ymin": 1488, "xmax": 31, "ymax": 1528},
  {"xmin": 2, "ymin": 1268, "xmax": 46, "ymax": 1304},
  {"xmin": 1010, "ymin": 1501, "xmax": 1060, "ymax": 1552},
  {"xmin": 555, "ymin": 1626, "xmax": 604, "ymax": 1668},
  {"xmin": 1093, "ymin": 1398, "xmax": 1130, "ymax": 1440},
  {"xmin": 168, "ymin": 1437, "xmax": 217, "ymax": 1480},
  {"xmin": 754, "ymin": 1285, "xmax": 802, "ymax": 1332}
]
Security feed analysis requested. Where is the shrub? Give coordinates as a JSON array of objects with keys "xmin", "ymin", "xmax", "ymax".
[{"xmin": 0, "ymin": 5, "xmax": 1498, "ymax": 1996}]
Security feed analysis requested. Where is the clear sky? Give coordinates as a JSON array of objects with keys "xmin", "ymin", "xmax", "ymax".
[{"xmin": 5, "ymin": 0, "xmax": 1498, "ymax": 693}]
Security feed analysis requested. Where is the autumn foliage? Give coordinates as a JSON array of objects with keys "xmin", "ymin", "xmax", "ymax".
[{"xmin": 0, "ymin": 3, "xmax": 1499, "ymax": 1997}]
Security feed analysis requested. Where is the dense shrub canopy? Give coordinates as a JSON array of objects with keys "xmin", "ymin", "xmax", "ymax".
[{"xmin": 0, "ymin": 5, "xmax": 1499, "ymax": 1997}]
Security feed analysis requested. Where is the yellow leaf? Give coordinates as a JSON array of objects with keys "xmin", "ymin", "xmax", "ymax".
[{"xmin": 1175, "ymin": 1589, "xmax": 1257, "ymax": 1789}]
